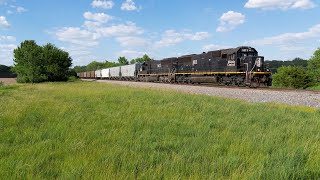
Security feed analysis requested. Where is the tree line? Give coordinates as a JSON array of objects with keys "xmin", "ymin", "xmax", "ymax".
[
  {"xmin": 265, "ymin": 57, "xmax": 308, "ymax": 73},
  {"xmin": 73, "ymin": 54, "xmax": 152, "ymax": 73},
  {"xmin": 272, "ymin": 48, "xmax": 320, "ymax": 89}
]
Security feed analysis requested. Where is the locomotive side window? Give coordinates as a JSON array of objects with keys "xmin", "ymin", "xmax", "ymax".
[
  {"xmin": 193, "ymin": 60, "xmax": 198, "ymax": 65},
  {"xmin": 222, "ymin": 54, "xmax": 227, "ymax": 59}
]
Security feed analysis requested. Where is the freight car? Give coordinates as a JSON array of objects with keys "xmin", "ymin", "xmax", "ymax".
[{"xmin": 79, "ymin": 46, "xmax": 272, "ymax": 87}]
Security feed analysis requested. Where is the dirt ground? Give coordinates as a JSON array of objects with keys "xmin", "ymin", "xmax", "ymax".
[{"xmin": 0, "ymin": 78, "xmax": 17, "ymax": 85}]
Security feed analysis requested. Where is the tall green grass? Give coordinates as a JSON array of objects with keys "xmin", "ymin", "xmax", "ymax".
[{"xmin": 1, "ymin": 82, "xmax": 320, "ymax": 179}]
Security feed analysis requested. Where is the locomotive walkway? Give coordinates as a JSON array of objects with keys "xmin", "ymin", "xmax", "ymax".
[{"xmin": 94, "ymin": 80, "xmax": 320, "ymax": 109}]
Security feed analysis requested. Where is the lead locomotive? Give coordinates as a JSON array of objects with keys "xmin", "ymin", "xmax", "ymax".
[{"xmin": 138, "ymin": 46, "xmax": 271, "ymax": 87}]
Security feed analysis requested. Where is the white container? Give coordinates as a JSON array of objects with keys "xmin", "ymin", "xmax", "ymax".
[
  {"xmin": 121, "ymin": 64, "xmax": 137, "ymax": 77},
  {"xmin": 95, "ymin": 69, "xmax": 102, "ymax": 78},
  {"xmin": 101, "ymin": 68, "xmax": 110, "ymax": 78},
  {"xmin": 109, "ymin": 67, "xmax": 121, "ymax": 77}
]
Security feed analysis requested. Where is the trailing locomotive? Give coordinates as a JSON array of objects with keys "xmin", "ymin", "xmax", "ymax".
[{"xmin": 78, "ymin": 46, "xmax": 272, "ymax": 87}]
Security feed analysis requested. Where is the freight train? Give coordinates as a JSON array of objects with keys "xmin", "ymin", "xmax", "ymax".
[{"xmin": 78, "ymin": 46, "xmax": 272, "ymax": 87}]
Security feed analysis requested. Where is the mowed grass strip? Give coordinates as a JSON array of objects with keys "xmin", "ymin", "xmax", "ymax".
[{"xmin": 0, "ymin": 81, "xmax": 320, "ymax": 179}]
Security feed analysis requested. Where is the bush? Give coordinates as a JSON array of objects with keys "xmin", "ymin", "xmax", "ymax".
[
  {"xmin": 68, "ymin": 76, "xmax": 79, "ymax": 82},
  {"xmin": 308, "ymin": 48, "xmax": 320, "ymax": 83},
  {"xmin": 13, "ymin": 40, "xmax": 72, "ymax": 83},
  {"xmin": 272, "ymin": 66, "xmax": 312, "ymax": 89}
]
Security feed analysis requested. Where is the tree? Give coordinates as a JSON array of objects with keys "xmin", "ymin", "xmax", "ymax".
[
  {"xmin": 13, "ymin": 40, "xmax": 46, "ymax": 83},
  {"xmin": 130, "ymin": 59, "xmax": 136, "ymax": 64},
  {"xmin": 265, "ymin": 58, "xmax": 308, "ymax": 73},
  {"xmin": 134, "ymin": 57, "xmax": 143, "ymax": 63},
  {"xmin": 118, "ymin": 56, "xmax": 129, "ymax": 65},
  {"xmin": 13, "ymin": 40, "xmax": 72, "ymax": 83},
  {"xmin": 142, "ymin": 54, "xmax": 152, "ymax": 62},
  {"xmin": 73, "ymin": 66, "xmax": 87, "ymax": 73},
  {"xmin": 43, "ymin": 43, "xmax": 72, "ymax": 81},
  {"xmin": 86, "ymin": 61, "xmax": 105, "ymax": 71},
  {"xmin": 272, "ymin": 66, "xmax": 312, "ymax": 89},
  {"xmin": 308, "ymin": 48, "xmax": 320, "ymax": 82}
]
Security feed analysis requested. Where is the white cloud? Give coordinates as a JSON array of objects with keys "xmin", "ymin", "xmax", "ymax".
[
  {"xmin": 96, "ymin": 22, "xmax": 144, "ymax": 37},
  {"xmin": 62, "ymin": 46, "xmax": 97, "ymax": 66},
  {"xmin": 0, "ymin": 16, "xmax": 10, "ymax": 28},
  {"xmin": 155, "ymin": 30, "xmax": 211, "ymax": 48},
  {"xmin": 116, "ymin": 50, "xmax": 147, "ymax": 59},
  {"xmin": 216, "ymin": 11, "xmax": 245, "ymax": 32},
  {"xmin": 91, "ymin": 0, "xmax": 114, "ymax": 9},
  {"xmin": 245, "ymin": 0, "xmax": 316, "ymax": 10},
  {"xmin": 54, "ymin": 27, "xmax": 100, "ymax": 47},
  {"xmin": 247, "ymin": 24, "xmax": 320, "ymax": 60},
  {"xmin": 0, "ymin": 35, "xmax": 16, "ymax": 41},
  {"xmin": 83, "ymin": 12, "xmax": 113, "ymax": 23},
  {"xmin": 189, "ymin": 32, "xmax": 211, "ymax": 40},
  {"xmin": 16, "ymin": 6, "xmax": 27, "ymax": 13},
  {"xmin": 0, "ymin": 43, "xmax": 17, "ymax": 65},
  {"xmin": 203, "ymin": 44, "xmax": 231, "ymax": 51},
  {"xmin": 121, "ymin": 0, "xmax": 141, "ymax": 11},
  {"xmin": 4, "ymin": 5, "xmax": 28, "ymax": 14},
  {"xmin": 83, "ymin": 21, "xmax": 103, "ymax": 31},
  {"xmin": 116, "ymin": 36, "xmax": 149, "ymax": 47},
  {"xmin": 250, "ymin": 24, "xmax": 320, "ymax": 45}
]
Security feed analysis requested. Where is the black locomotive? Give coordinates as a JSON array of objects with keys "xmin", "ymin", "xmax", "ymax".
[{"xmin": 138, "ymin": 46, "xmax": 272, "ymax": 87}]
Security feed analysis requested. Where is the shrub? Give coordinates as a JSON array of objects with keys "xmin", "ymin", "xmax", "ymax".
[
  {"xmin": 272, "ymin": 66, "xmax": 312, "ymax": 89},
  {"xmin": 13, "ymin": 40, "xmax": 72, "ymax": 83},
  {"xmin": 308, "ymin": 48, "xmax": 320, "ymax": 83}
]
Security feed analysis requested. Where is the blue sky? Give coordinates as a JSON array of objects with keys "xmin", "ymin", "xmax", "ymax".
[{"xmin": 1, "ymin": 0, "xmax": 320, "ymax": 66}]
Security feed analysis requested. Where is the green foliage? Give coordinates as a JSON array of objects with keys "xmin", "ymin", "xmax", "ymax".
[
  {"xmin": 0, "ymin": 65, "xmax": 15, "ymax": 78},
  {"xmin": 86, "ymin": 61, "xmax": 105, "ymax": 71},
  {"xmin": 118, "ymin": 56, "xmax": 129, "ymax": 65},
  {"xmin": 13, "ymin": 40, "xmax": 46, "ymax": 83},
  {"xmin": 308, "ymin": 48, "xmax": 320, "ymax": 82},
  {"xmin": 307, "ymin": 83, "xmax": 320, "ymax": 90},
  {"xmin": 74, "ymin": 54, "xmax": 152, "ymax": 71},
  {"xmin": 130, "ymin": 54, "xmax": 152, "ymax": 64},
  {"xmin": 43, "ymin": 43, "xmax": 72, "ymax": 81},
  {"xmin": 0, "ymin": 82, "xmax": 320, "ymax": 179},
  {"xmin": 72, "ymin": 65, "xmax": 87, "ymax": 73},
  {"xmin": 272, "ymin": 66, "xmax": 312, "ymax": 89},
  {"xmin": 73, "ymin": 61, "xmax": 120, "ymax": 73},
  {"xmin": 12, "ymin": 40, "xmax": 72, "ymax": 83},
  {"xmin": 130, "ymin": 59, "xmax": 136, "ymax": 64},
  {"xmin": 266, "ymin": 58, "xmax": 308, "ymax": 73},
  {"xmin": 67, "ymin": 76, "xmax": 78, "ymax": 82}
]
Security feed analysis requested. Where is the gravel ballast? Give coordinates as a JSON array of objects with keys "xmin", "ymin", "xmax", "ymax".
[{"xmin": 96, "ymin": 80, "xmax": 320, "ymax": 108}]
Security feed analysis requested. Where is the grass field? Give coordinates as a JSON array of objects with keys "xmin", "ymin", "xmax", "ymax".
[{"xmin": 1, "ymin": 81, "xmax": 320, "ymax": 179}]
